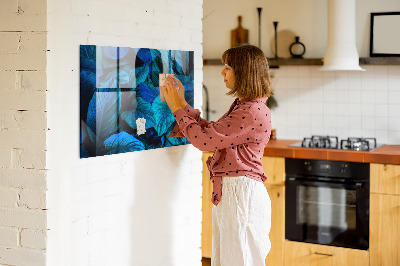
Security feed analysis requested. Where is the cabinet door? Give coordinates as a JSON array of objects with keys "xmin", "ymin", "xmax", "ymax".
[
  {"xmin": 202, "ymin": 152, "xmax": 213, "ymax": 258},
  {"xmin": 265, "ymin": 185, "xmax": 284, "ymax": 266},
  {"xmin": 370, "ymin": 163, "xmax": 400, "ymax": 195},
  {"xmin": 370, "ymin": 193, "xmax": 400, "ymax": 266},
  {"xmin": 261, "ymin": 156, "xmax": 285, "ymax": 185},
  {"xmin": 284, "ymin": 241, "xmax": 369, "ymax": 266}
]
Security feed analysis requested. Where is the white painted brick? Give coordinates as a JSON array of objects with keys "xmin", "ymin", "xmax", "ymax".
[
  {"xmin": 152, "ymin": 10, "xmax": 180, "ymax": 27},
  {"xmin": 181, "ymin": 16, "xmax": 202, "ymax": 30},
  {"xmin": 19, "ymin": 0, "xmax": 47, "ymax": 15},
  {"xmin": 0, "ymin": 91, "xmax": 46, "ymax": 111},
  {"xmin": 0, "ymin": 187, "xmax": 19, "ymax": 208},
  {"xmin": 0, "ymin": 0, "xmax": 18, "ymax": 13},
  {"xmin": 0, "ymin": 208, "xmax": 46, "ymax": 230},
  {"xmin": 0, "ymin": 169, "xmax": 47, "ymax": 189},
  {"xmin": 72, "ymin": 218, "xmax": 88, "ymax": 237},
  {"xmin": 0, "ymin": 32, "xmax": 20, "ymax": 54},
  {"xmin": 0, "ymin": 129, "xmax": 46, "ymax": 150},
  {"xmin": 0, "ymin": 32, "xmax": 47, "ymax": 71},
  {"xmin": 16, "ymin": 71, "xmax": 47, "ymax": 91},
  {"xmin": 0, "ymin": 71, "xmax": 16, "ymax": 90},
  {"xmin": 0, "ymin": 149, "xmax": 11, "ymax": 169},
  {"xmin": 189, "ymin": 3, "xmax": 203, "ymax": 19},
  {"xmin": 87, "ymin": 212, "xmax": 109, "ymax": 233},
  {"xmin": 20, "ymin": 149, "xmax": 46, "ymax": 170},
  {"xmin": 0, "ymin": 227, "xmax": 19, "ymax": 247},
  {"xmin": 20, "ymin": 229, "xmax": 46, "ymax": 250},
  {"xmin": 1, "ymin": 110, "xmax": 47, "ymax": 130},
  {"xmin": 166, "ymin": 0, "xmax": 192, "ymax": 15},
  {"xmin": 0, "ymin": 13, "xmax": 46, "ymax": 32},
  {"xmin": 0, "ymin": 247, "xmax": 45, "ymax": 266},
  {"xmin": 19, "ymin": 189, "xmax": 46, "ymax": 209}
]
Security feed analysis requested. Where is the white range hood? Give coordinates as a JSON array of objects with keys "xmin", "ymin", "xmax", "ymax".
[{"xmin": 320, "ymin": 0, "xmax": 365, "ymax": 71}]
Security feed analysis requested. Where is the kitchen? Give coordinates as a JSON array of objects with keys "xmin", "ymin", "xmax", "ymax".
[{"xmin": 201, "ymin": 0, "xmax": 400, "ymax": 265}]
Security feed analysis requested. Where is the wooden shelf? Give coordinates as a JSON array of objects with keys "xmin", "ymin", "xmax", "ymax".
[
  {"xmin": 203, "ymin": 58, "xmax": 323, "ymax": 67},
  {"xmin": 359, "ymin": 57, "xmax": 400, "ymax": 65},
  {"xmin": 203, "ymin": 57, "xmax": 400, "ymax": 67}
]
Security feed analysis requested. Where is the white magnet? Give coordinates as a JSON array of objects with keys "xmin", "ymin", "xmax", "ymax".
[{"xmin": 136, "ymin": 118, "xmax": 146, "ymax": 135}]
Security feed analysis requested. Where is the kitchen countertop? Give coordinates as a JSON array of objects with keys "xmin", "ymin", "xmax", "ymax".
[{"xmin": 263, "ymin": 139, "xmax": 400, "ymax": 165}]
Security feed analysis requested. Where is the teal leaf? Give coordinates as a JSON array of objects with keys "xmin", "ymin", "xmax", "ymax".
[
  {"xmin": 104, "ymin": 131, "xmax": 145, "ymax": 154},
  {"xmin": 150, "ymin": 56, "xmax": 163, "ymax": 86},
  {"xmin": 137, "ymin": 48, "xmax": 152, "ymax": 65},
  {"xmin": 135, "ymin": 64, "xmax": 150, "ymax": 85},
  {"xmin": 151, "ymin": 96, "xmax": 175, "ymax": 136},
  {"xmin": 87, "ymin": 91, "xmax": 120, "ymax": 150},
  {"xmin": 150, "ymin": 49, "xmax": 161, "ymax": 60}
]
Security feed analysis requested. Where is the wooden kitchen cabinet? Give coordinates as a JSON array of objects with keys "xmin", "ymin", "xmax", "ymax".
[
  {"xmin": 370, "ymin": 193, "xmax": 400, "ymax": 266},
  {"xmin": 370, "ymin": 163, "xmax": 400, "ymax": 266},
  {"xmin": 370, "ymin": 163, "xmax": 400, "ymax": 195},
  {"xmin": 202, "ymin": 152, "xmax": 214, "ymax": 258},
  {"xmin": 261, "ymin": 156, "xmax": 285, "ymax": 186},
  {"xmin": 284, "ymin": 241, "xmax": 369, "ymax": 266},
  {"xmin": 264, "ymin": 184, "xmax": 285, "ymax": 266},
  {"xmin": 262, "ymin": 156, "xmax": 285, "ymax": 266}
]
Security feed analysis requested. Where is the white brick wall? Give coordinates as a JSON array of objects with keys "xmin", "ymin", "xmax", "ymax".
[
  {"xmin": 0, "ymin": 0, "xmax": 48, "ymax": 265},
  {"xmin": 46, "ymin": 0, "xmax": 203, "ymax": 266}
]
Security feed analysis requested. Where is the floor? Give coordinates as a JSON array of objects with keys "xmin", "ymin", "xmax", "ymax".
[{"xmin": 202, "ymin": 257, "xmax": 211, "ymax": 266}]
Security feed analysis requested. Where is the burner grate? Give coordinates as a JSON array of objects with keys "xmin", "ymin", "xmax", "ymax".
[
  {"xmin": 301, "ymin": 135, "xmax": 339, "ymax": 149},
  {"xmin": 340, "ymin": 137, "xmax": 377, "ymax": 151}
]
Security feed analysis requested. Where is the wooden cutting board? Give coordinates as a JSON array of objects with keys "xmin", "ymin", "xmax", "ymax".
[{"xmin": 231, "ymin": 16, "xmax": 249, "ymax": 48}]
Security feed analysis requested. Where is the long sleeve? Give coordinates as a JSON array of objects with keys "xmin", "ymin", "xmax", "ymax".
[
  {"xmin": 169, "ymin": 104, "xmax": 211, "ymax": 137},
  {"xmin": 172, "ymin": 105, "xmax": 257, "ymax": 152}
]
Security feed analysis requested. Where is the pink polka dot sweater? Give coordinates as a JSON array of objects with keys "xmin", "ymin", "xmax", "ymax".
[{"xmin": 169, "ymin": 97, "xmax": 272, "ymax": 206}]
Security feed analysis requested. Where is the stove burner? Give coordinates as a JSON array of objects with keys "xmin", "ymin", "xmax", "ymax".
[
  {"xmin": 295, "ymin": 136, "xmax": 378, "ymax": 151},
  {"xmin": 301, "ymin": 135, "xmax": 339, "ymax": 149},
  {"xmin": 340, "ymin": 137, "xmax": 377, "ymax": 151}
]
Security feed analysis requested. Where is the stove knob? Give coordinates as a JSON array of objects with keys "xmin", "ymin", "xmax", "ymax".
[{"xmin": 340, "ymin": 164, "xmax": 347, "ymax": 174}]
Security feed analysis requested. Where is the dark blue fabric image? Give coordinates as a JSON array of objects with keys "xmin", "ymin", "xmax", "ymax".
[{"xmin": 80, "ymin": 45, "xmax": 194, "ymax": 158}]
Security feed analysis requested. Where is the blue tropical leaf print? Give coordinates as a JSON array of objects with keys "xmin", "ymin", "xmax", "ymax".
[
  {"xmin": 80, "ymin": 70, "xmax": 97, "ymax": 120},
  {"xmin": 136, "ymin": 82, "xmax": 158, "ymax": 103},
  {"xmin": 151, "ymin": 96, "xmax": 176, "ymax": 136},
  {"xmin": 150, "ymin": 49, "xmax": 161, "ymax": 60},
  {"xmin": 173, "ymin": 50, "xmax": 189, "ymax": 75},
  {"xmin": 87, "ymin": 91, "xmax": 120, "ymax": 150},
  {"xmin": 80, "ymin": 45, "xmax": 194, "ymax": 158},
  {"xmin": 80, "ymin": 45, "xmax": 96, "ymax": 70},
  {"xmin": 150, "ymin": 56, "xmax": 163, "ymax": 86},
  {"xmin": 80, "ymin": 145, "xmax": 90, "ymax": 158},
  {"xmin": 104, "ymin": 131, "xmax": 145, "ymax": 155},
  {"xmin": 144, "ymin": 128, "xmax": 165, "ymax": 150},
  {"xmin": 160, "ymin": 49, "xmax": 170, "ymax": 73},
  {"xmin": 135, "ymin": 64, "xmax": 149, "ymax": 85},
  {"xmin": 166, "ymin": 136, "xmax": 188, "ymax": 147},
  {"xmin": 137, "ymin": 48, "xmax": 152, "ymax": 65}
]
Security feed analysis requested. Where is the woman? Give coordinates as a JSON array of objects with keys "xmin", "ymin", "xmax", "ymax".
[{"xmin": 161, "ymin": 44, "xmax": 273, "ymax": 266}]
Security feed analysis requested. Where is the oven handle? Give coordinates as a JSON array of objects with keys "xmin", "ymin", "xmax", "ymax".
[
  {"xmin": 286, "ymin": 177, "xmax": 364, "ymax": 189},
  {"xmin": 314, "ymin": 252, "xmax": 335, "ymax": 257}
]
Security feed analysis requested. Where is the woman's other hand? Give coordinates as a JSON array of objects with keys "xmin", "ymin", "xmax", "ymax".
[
  {"xmin": 161, "ymin": 76, "xmax": 186, "ymax": 113},
  {"xmin": 168, "ymin": 75, "xmax": 187, "ymax": 108}
]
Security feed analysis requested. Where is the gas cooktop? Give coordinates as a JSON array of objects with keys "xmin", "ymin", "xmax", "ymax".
[{"xmin": 289, "ymin": 135, "xmax": 382, "ymax": 151}]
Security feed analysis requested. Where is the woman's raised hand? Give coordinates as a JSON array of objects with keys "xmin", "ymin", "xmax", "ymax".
[{"xmin": 161, "ymin": 76, "xmax": 186, "ymax": 113}]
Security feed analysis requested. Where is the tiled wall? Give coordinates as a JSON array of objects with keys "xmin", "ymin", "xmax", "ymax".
[{"xmin": 203, "ymin": 65, "xmax": 400, "ymax": 145}]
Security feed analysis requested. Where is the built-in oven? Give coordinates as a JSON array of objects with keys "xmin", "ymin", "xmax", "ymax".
[{"xmin": 285, "ymin": 158, "xmax": 369, "ymax": 250}]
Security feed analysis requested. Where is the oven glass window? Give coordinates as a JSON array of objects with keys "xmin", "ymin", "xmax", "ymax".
[{"xmin": 297, "ymin": 186, "xmax": 356, "ymax": 230}]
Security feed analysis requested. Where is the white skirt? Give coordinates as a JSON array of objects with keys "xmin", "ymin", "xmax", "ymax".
[{"xmin": 212, "ymin": 176, "xmax": 271, "ymax": 266}]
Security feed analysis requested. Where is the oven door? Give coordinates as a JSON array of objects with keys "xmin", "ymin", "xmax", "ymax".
[{"xmin": 285, "ymin": 177, "xmax": 369, "ymax": 250}]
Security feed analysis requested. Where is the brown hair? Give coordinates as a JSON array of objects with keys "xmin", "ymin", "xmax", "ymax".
[{"xmin": 221, "ymin": 44, "xmax": 273, "ymax": 99}]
